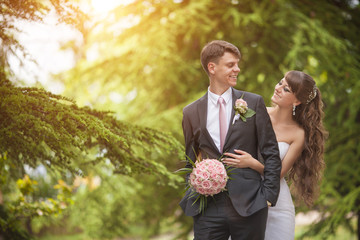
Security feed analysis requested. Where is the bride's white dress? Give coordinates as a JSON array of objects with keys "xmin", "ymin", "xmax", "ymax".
[
  {"xmin": 228, "ymin": 142, "xmax": 295, "ymax": 240},
  {"xmin": 265, "ymin": 142, "xmax": 295, "ymax": 240}
]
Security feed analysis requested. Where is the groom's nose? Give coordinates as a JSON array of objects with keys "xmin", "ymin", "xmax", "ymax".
[{"xmin": 234, "ymin": 65, "xmax": 240, "ymax": 72}]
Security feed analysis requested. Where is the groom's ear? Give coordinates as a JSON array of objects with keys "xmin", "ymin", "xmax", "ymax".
[{"xmin": 208, "ymin": 62, "xmax": 216, "ymax": 74}]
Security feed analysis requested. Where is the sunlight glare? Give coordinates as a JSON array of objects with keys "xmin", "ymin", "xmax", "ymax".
[{"xmin": 91, "ymin": 0, "xmax": 134, "ymax": 13}]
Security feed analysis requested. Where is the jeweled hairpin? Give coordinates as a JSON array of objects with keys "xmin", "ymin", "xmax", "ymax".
[{"xmin": 306, "ymin": 84, "xmax": 317, "ymax": 104}]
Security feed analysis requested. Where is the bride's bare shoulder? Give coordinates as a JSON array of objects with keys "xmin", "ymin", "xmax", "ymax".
[{"xmin": 288, "ymin": 125, "xmax": 305, "ymax": 145}]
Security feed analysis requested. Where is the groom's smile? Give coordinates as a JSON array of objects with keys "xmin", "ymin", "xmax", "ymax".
[{"xmin": 212, "ymin": 52, "xmax": 240, "ymax": 88}]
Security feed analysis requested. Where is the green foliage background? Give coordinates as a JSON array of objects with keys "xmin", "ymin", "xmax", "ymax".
[{"xmin": 1, "ymin": 0, "xmax": 360, "ymax": 239}]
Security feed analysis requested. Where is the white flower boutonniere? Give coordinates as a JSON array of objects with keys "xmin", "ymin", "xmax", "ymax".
[{"xmin": 232, "ymin": 94, "xmax": 256, "ymax": 124}]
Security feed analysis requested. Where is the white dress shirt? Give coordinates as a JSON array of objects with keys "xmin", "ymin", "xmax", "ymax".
[{"xmin": 207, "ymin": 87, "xmax": 233, "ymax": 152}]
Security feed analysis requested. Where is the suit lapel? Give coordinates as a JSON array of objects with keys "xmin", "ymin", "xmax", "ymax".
[
  {"xmin": 224, "ymin": 89, "xmax": 243, "ymax": 147},
  {"xmin": 197, "ymin": 92, "xmax": 220, "ymax": 154},
  {"xmin": 197, "ymin": 93, "xmax": 208, "ymax": 133}
]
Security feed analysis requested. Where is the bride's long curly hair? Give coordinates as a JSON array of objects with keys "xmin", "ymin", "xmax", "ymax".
[{"xmin": 285, "ymin": 70, "xmax": 327, "ymax": 207}]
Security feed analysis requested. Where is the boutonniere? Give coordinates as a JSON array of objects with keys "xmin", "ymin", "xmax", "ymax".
[{"xmin": 232, "ymin": 93, "xmax": 256, "ymax": 124}]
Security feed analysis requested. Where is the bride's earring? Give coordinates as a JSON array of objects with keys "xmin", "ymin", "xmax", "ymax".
[{"xmin": 292, "ymin": 105, "xmax": 296, "ymax": 116}]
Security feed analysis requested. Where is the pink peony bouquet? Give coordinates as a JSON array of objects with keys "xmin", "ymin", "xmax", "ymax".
[
  {"xmin": 189, "ymin": 159, "xmax": 228, "ymax": 196},
  {"xmin": 177, "ymin": 157, "xmax": 231, "ymax": 214}
]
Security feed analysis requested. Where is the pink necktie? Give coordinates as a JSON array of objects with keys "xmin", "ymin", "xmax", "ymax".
[{"xmin": 218, "ymin": 97, "xmax": 227, "ymax": 152}]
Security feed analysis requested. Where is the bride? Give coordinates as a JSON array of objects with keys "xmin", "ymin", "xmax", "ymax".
[{"xmin": 224, "ymin": 70, "xmax": 327, "ymax": 239}]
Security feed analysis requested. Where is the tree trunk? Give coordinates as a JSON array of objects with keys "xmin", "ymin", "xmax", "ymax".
[{"xmin": 25, "ymin": 217, "xmax": 33, "ymax": 235}]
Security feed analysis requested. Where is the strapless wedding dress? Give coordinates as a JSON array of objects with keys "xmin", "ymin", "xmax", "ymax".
[
  {"xmin": 265, "ymin": 142, "xmax": 295, "ymax": 240},
  {"xmin": 228, "ymin": 142, "xmax": 295, "ymax": 240}
]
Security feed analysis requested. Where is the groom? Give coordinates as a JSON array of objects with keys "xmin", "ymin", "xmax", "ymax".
[{"xmin": 180, "ymin": 40, "xmax": 281, "ymax": 239}]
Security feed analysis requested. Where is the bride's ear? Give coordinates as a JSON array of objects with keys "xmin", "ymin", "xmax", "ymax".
[{"xmin": 293, "ymin": 99, "xmax": 301, "ymax": 106}]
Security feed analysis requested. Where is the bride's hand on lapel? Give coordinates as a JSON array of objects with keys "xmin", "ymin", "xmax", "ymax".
[
  {"xmin": 223, "ymin": 150, "xmax": 264, "ymax": 175},
  {"xmin": 222, "ymin": 149, "xmax": 255, "ymax": 168}
]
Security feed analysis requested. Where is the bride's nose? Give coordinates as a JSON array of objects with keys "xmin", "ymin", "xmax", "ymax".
[{"xmin": 275, "ymin": 85, "xmax": 281, "ymax": 92}]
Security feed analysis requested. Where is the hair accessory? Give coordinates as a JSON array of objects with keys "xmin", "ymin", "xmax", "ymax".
[{"xmin": 306, "ymin": 84, "xmax": 317, "ymax": 104}]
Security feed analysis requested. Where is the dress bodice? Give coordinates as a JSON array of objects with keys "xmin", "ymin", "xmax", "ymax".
[
  {"xmin": 278, "ymin": 142, "xmax": 290, "ymax": 160},
  {"xmin": 264, "ymin": 141, "xmax": 295, "ymax": 240}
]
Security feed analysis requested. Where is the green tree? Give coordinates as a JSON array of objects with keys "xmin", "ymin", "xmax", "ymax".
[
  {"xmin": 0, "ymin": 78, "xmax": 181, "ymax": 179},
  {"xmin": 0, "ymin": 65, "xmax": 183, "ymax": 239},
  {"xmin": 1, "ymin": 0, "xmax": 183, "ymax": 238}
]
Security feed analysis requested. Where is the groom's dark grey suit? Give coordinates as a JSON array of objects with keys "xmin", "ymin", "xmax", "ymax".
[{"xmin": 180, "ymin": 88, "xmax": 281, "ymax": 238}]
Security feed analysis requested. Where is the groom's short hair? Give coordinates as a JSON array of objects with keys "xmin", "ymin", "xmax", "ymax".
[{"xmin": 200, "ymin": 40, "xmax": 241, "ymax": 76}]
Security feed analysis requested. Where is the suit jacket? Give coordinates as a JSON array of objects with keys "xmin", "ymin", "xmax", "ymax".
[{"xmin": 180, "ymin": 88, "xmax": 281, "ymax": 217}]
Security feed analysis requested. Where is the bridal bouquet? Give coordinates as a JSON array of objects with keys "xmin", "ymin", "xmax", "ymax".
[
  {"xmin": 189, "ymin": 159, "xmax": 228, "ymax": 196},
  {"xmin": 177, "ymin": 157, "xmax": 231, "ymax": 214}
]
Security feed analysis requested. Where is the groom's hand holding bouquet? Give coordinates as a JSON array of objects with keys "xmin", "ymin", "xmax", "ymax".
[{"xmin": 177, "ymin": 156, "xmax": 233, "ymax": 214}]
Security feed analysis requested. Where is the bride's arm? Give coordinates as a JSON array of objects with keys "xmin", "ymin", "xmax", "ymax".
[
  {"xmin": 223, "ymin": 129, "xmax": 305, "ymax": 178},
  {"xmin": 279, "ymin": 131, "xmax": 304, "ymax": 178},
  {"xmin": 223, "ymin": 149, "xmax": 265, "ymax": 175}
]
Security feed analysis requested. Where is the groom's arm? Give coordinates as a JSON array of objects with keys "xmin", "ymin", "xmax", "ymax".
[
  {"xmin": 255, "ymin": 96, "xmax": 282, "ymax": 206},
  {"xmin": 182, "ymin": 106, "xmax": 198, "ymax": 174}
]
